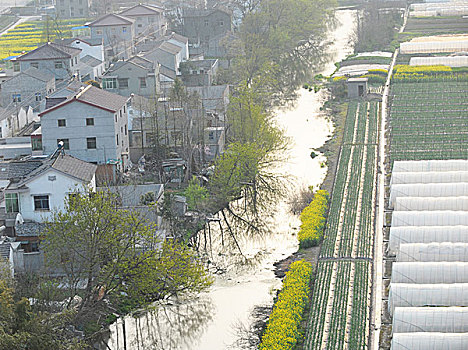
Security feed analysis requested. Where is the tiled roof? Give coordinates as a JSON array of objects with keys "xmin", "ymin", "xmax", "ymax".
[
  {"xmin": 16, "ymin": 43, "xmax": 81, "ymax": 61},
  {"xmin": 81, "ymin": 55, "xmax": 102, "ymax": 67},
  {"xmin": 128, "ymin": 56, "xmax": 154, "ymax": 70},
  {"xmin": 51, "ymin": 154, "xmax": 97, "ymax": 182},
  {"xmin": 0, "ymin": 241, "xmax": 10, "ymax": 259},
  {"xmin": 158, "ymin": 41, "xmax": 182, "ymax": 55},
  {"xmin": 167, "ymin": 32, "xmax": 188, "ymax": 44},
  {"xmin": 55, "ymin": 37, "xmax": 103, "ymax": 46},
  {"xmin": 89, "ymin": 13, "xmax": 134, "ymax": 27},
  {"xmin": 41, "ymin": 85, "xmax": 129, "ymax": 115},
  {"xmin": 15, "ymin": 222, "xmax": 45, "ymax": 237},
  {"xmin": 0, "ymin": 161, "xmax": 43, "ymax": 180},
  {"xmin": 22, "ymin": 67, "xmax": 55, "ymax": 82},
  {"xmin": 119, "ymin": 4, "xmax": 164, "ymax": 16}
]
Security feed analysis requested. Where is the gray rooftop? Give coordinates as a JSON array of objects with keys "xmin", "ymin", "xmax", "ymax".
[
  {"xmin": 89, "ymin": 13, "xmax": 135, "ymax": 27},
  {"xmin": 98, "ymin": 183, "xmax": 163, "ymax": 206},
  {"xmin": 81, "ymin": 55, "xmax": 102, "ymax": 67},
  {"xmin": 158, "ymin": 41, "xmax": 182, "ymax": 55},
  {"xmin": 0, "ymin": 161, "xmax": 43, "ymax": 181},
  {"xmin": 51, "ymin": 154, "xmax": 97, "ymax": 182},
  {"xmin": 128, "ymin": 56, "xmax": 154, "ymax": 70},
  {"xmin": 119, "ymin": 4, "xmax": 164, "ymax": 16},
  {"xmin": 16, "ymin": 43, "xmax": 81, "ymax": 61}
]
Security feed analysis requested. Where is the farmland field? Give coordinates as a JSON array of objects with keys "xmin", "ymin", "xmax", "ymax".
[
  {"xmin": 304, "ymin": 101, "xmax": 379, "ymax": 349},
  {"xmin": 0, "ymin": 18, "xmax": 88, "ymax": 60},
  {"xmin": 388, "ymin": 80, "xmax": 468, "ymax": 161}
]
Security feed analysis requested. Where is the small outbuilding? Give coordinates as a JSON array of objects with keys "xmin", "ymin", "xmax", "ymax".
[{"xmin": 347, "ymin": 77, "xmax": 368, "ymax": 99}]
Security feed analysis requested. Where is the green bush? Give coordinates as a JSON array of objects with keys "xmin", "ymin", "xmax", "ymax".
[
  {"xmin": 360, "ymin": 74, "xmax": 386, "ymax": 84},
  {"xmin": 259, "ymin": 260, "xmax": 313, "ymax": 350},
  {"xmin": 297, "ymin": 190, "xmax": 329, "ymax": 248}
]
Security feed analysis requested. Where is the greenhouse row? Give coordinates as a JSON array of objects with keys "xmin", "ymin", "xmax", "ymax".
[
  {"xmin": 388, "ymin": 160, "xmax": 468, "ymax": 350},
  {"xmin": 410, "ymin": 56, "xmax": 468, "ymax": 67},
  {"xmin": 400, "ymin": 40, "xmax": 468, "ymax": 54}
]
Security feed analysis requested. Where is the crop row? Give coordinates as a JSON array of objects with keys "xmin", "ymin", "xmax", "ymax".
[
  {"xmin": 389, "ymin": 80, "xmax": 468, "ymax": 161},
  {"xmin": 259, "ymin": 260, "xmax": 313, "ymax": 350},
  {"xmin": 304, "ymin": 100, "xmax": 379, "ymax": 349}
]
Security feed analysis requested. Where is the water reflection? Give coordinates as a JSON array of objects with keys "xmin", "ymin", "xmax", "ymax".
[{"xmin": 106, "ymin": 296, "xmax": 214, "ymax": 350}]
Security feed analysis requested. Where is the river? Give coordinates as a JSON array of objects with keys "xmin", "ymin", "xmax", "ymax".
[{"xmin": 105, "ymin": 9, "xmax": 355, "ymax": 350}]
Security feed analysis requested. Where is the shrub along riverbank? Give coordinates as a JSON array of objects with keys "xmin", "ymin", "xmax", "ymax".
[
  {"xmin": 259, "ymin": 260, "xmax": 313, "ymax": 350},
  {"xmin": 298, "ymin": 190, "xmax": 330, "ymax": 248}
]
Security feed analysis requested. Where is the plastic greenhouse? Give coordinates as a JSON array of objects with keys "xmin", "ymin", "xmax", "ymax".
[
  {"xmin": 390, "ymin": 171, "xmax": 468, "ymax": 185},
  {"xmin": 397, "ymin": 242, "xmax": 468, "ymax": 262},
  {"xmin": 392, "ymin": 160, "xmax": 468, "ymax": 173},
  {"xmin": 389, "ymin": 184, "xmax": 468, "ymax": 208},
  {"xmin": 394, "ymin": 197, "xmax": 468, "ymax": 211},
  {"xmin": 410, "ymin": 56, "xmax": 468, "ymax": 67},
  {"xmin": 400, "ymin": 40, "xmax": 468, "ymax": 54},
  {"xmin": 388, "ymin": 226, "xmax": 468, "ymax": 255},
  {"xmin": 393, "ymin": 307, "xmax": 468, "ymax": 333},
  {"xmin": 388, "ymin": 283, "xmax": 468, "ymax": 315},
  {"xmin": 391, "ymin": 211, "xmax": 468, "ymax": 227},
  {"xmin": 391, "ymin": 262, "xmax": 468, "ymax": 284},
  {"xmin": 391, "ymin": 332, "xmax": 468, "ymax": 350}
]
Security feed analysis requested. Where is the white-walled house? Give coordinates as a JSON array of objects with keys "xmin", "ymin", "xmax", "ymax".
[
  {"xmin": 119, "ymin": 4, "xmax": 167, "ymax": 38},
  {"xmin": 3, "ymin": 154, "xmax": 97, "ymax": 223},
  {"xmin": 39, "ymin": 85, "xmax": 130, "ymax": 170}
]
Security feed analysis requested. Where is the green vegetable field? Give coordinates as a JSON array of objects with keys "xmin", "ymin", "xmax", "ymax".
[
  {"xmin": 389, "ymin": 79, "xmax": 468, "ymax": 161},
  {"xmin": 304, "ymin": 101, "xmax": 379, "ymax": 349}
]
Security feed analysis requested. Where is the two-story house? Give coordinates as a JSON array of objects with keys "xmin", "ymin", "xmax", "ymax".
[
  {"xmin": 13, "ymin": 43, "xmax": 82, "ymax": 81},
  {"xmin": 119, "ymin": 3, "xmax": 167, "ymax": 38},
  {"xmin": 89, "ymin": 13, "xmax": 135, "ymax": 60},
  {"xmin": 38, "ymin": 85, "xmax": 130, "ymax": 170},
  {"xmin": 143, "ymin": 41, "xmax": 182, "ymax": 79},
  {"xmin": 102, "ymin": 56, "xmax": 160, "ymax": 98},
  {"xmin": 179, "ymin": 59, "xmax": 218, "ymax": 86},
  {"xmin": 180, "ymin": 6, "xmax": 233, "ymax": 53},
  {"xmin": 55, "ymin": 0, "xmax": 90, "ymax": 18},
  {"xmin": 0, "ymin": 67, "xmax": 55, "ymax": 109}
]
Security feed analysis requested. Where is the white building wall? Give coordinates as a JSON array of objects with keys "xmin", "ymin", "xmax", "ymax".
[
  {"xmin": 69, "ymin": 40, "xmax": 105, "ymax": 62},
  {"xmin": 17, "ymin": 168, "xmax": 95, "ymax": 222},
  {"xmin": 40, "ymin": 100, "xmax": 129, "ymax": 168}
]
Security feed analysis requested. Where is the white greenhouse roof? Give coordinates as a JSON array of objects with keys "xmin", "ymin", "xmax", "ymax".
[
  {"xmin": 393, "ymin": 307, "xmax": 468, "ymax": 333},
  {"xmin": 391, "ymin": 332, "xmax": 468, "ymax": 350},
  {"xmin": 397, "ymin": 242, "xmax": 468, "ymax": 262},
  {"xmin": 390, "ymin": 171, "xmax": 468, "ymax": 185},
  {"xmin": 394, "ymin": 197, "xmax": 468, "ymax": 211},
  {"xmin": 410, "ymin": 56, "xmax": 468, "ymax": 67},
  {"xmin": 401, "ymin": 40, "xmax": 468, "ymax": 54},
  {"xmin": 391, "ymin": 262, "xmax": 468, "ymax": 284},
  {"xmin": 388, "ymin": 283, "xmax": 468, "ymax": 315},
  {"xmin": 389, "ymin": 183, "xmax": 468, "ymax": 208},
  {"xmin": 391, "ymin": 211, "xmax": 468, "ymax": 227},
  {"xmin": 392, "ymin": 160, "xmax": 468, "ymax": 173},
  {"xmin": 388, "ymin": 226, "xmax": 468, "ymax": 255}
]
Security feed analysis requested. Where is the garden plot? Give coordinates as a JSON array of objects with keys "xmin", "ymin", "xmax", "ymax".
[{"xmin": 305, "ymin": 100, "xmax": 379, "ymax": 349}]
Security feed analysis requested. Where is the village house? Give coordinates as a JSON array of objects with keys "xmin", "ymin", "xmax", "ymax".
[
  {"xmin": 89, "ymin": 13, "xmax": 136, "ymax": 60},
  {"xmin": 38, "ymin": 85, "xmax": 130, "ymax": 170},
  {"xmin": 0, "ymin": 67, "xmax": 55, "ymax": 110},
  {"xmin": 13, "ymin": 43, "xmax": 82, "ymax": 81},
  {"xmin": 119, "ymin": 3, "xmax": 167, "ymax": 38},
  {"xmin": 76, "ymin": 55, "xmax": 105, "ymax": 81},
  {"xmin": 180, "ymin": 6, "xmax": 233, "ymax": 54},
  {"xmin": 0, "ymin": 153, "xmax": 97, "ymax": 273},
  {"xmin": 55, "ymin": 0, "xmax": 90, "ymax": 18},
  {"xmin": 180, "ymin": 59, "xmax": 219, "ymax": 86},
  {"xmin": 143, "ymin": 40, "xmax": 183, "ymax": 80},
  {"xmin": 102, "ymin": 56, "xmax": 160, "ymax": 98}
]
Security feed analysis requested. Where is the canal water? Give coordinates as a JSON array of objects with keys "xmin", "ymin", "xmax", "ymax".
[{"xmin": 106, "ymin": 9, "xmax": 356, "ymax": 350}]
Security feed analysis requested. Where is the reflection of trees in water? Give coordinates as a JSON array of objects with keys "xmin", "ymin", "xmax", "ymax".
[
  {"xmin": 109, "ymin": 296, "xmax": 214, "ymax": 350},
  {"xmin": 229, "ymin": 305, "xmax": 272, "ymax": 350}
]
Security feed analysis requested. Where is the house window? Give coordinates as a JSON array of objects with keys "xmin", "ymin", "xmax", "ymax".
[
  {"xmin": 125, "ymin": 124, "xmax": 127, "ymax": 135},
  {"xmin": 57, "ymin": 138, "xmax": 70, "ymax": 150},
  {"xmin": 54, "ymin": 61, "xmax": 63, "ymax": 69},
  {"xmin": 123, "ymin": 105, "xmax": 126, "ymax": 113},
  {"xmin": 96, "ymin": 29, "xmax": 103, "ymax": 35},
  {"xmin": 123, "ymin": 26, "xmax": 127, "ymax": 33},
  {"xmin": 86, "ymin": 118, "xmax": 94, "ymax": 126},
  {"xmin": 5, "ymin": 193, "xmax": 19, "ymax": 213},
  {"xmin": 219, "ymin": 21, "xmax": 224, "ymax": 26},
  {"xmin": 138, "ymin": 24, "xmax": 142, "ymax": 28},
  {"xmin": 35, "ymin": 92, "xmax": 42, "ymax": 101},
  {"xmin": 75, "ymin": 57, "xmax": 78, "ymax": 64},
  {"xmin": 209, "ymin": 131, "xmax": 215, "ymax": 141},
  {"xmin": 204, "ymin": 19, "xmax": 209, "ymax": 26},
  {"xmin": 116, "ymin": 134, "xmax": 119, "ymax": 146},
  {"xmin": 103, "ymin": 78, "xmax": 117, "ymax": 89},
  {"xmin": 118, "ymin": 78, "xmax": 129, "ymax": 88},
  {"xmin": 33, "ymin": 195, "xmax": 50, "ymax": 211},
  {"xmin": 31, "ymin": 62, "xmax": 39, "ymax": 69},
  {"xmin": 57, "ymin": 119, "xmax": 66, "ymax": 127},
  {"xmin": 87, "ymin": 137, "xmax": 96, "ymax": 149},
  {"xmin": 13, "ymin": 62, "xmax": 20, "ymax": 72},
  {"xmin": 12, "ymin": 94, "xmax": 21, "ymax": 103},
  {"xmin": 139, "ymin": 77, "xmax": 147, "ymax": 88},
  {"xmin": 31, "ymin": 137, "xmax": 42, "ymax": 151}
]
